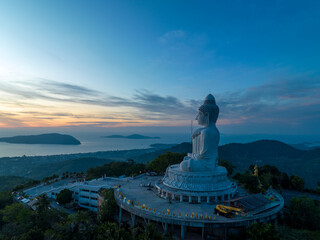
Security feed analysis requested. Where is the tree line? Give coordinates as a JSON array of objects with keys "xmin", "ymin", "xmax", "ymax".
[{"xmin": 1, "ymin": 151, "xmax": 320, "ymax": 239}]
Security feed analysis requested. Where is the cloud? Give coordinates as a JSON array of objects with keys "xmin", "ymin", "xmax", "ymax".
[
  {"xmin": 217, "ymin": 77, "xmax": 320, "ymax": 131},
  {"xmin": 10, "ymin": 79, "xmax": 102, "ymax": 101},
  {"xmin": 0, "ymin": 78, "xmax": 198, "ymax": 127},
  {"xmin": 132, "ymin": 90, "xmax": 194, "ymax": 115},
  {"xmin": 159, "ymin": 30, "xmax": 185, "ymax": 43},
  {"xmin": 0, "ymin": 77, "xmax": 319, "ymax": 134},
  {"xmin": 35, "ymin": 79, "xmax": 100, "ymax": 97}
]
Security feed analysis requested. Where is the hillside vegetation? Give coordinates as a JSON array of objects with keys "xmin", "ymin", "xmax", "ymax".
[
  {"xmin": 1, "ymin": 139, "xmax": 319, "ymax": 187},
  {"xmin": 26, "ymin": 157, "xmax": 112, "ymax": 179},
  {"xmin": 0, "ymin": 176, "xmax": 32, "ymax": 191},
  {"xmin": 1, "ymin": 151, "xmax": 320, "ymax": 239},
  {"xmin": 218, "ymin": 140, "xmax": 320, "ymax": 188},
  {"xmin": 86, "ymin": 160, "xmax": 145, "ymax": 180},
  {"xmin": 135, "ymin": 140, "xmax": 320, "ymax": 188},
  {"xmin": 0, "ymin": 133, "xmax": 81, "ymax": 145}
]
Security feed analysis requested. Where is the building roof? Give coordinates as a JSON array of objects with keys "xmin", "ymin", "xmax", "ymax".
[{"xmin": 227, "ymin": 193, "xmax": 270, "ymax": 211}]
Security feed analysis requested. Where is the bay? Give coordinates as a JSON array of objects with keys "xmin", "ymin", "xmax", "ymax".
[
  {"xmin": 0, "ymin": 133, "xmax": 190, "ymax": 157},
  {"xmin": 0, "ymin": 129, "xmax": 318, "ymax": 158}
]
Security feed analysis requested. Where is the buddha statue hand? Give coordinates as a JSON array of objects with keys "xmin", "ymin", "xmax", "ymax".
[
  {"xmin": 192, "ymin": 128, "xmax": 202, "ymax": 139},
  {"xmin": 187, "ymin": 153, "xmax": 200, "ymax": 160}
]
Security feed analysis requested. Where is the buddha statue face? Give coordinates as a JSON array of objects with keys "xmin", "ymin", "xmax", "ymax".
[{"xmin": 196, "ymin": 110, "xmax": 209, "ymax": 126}]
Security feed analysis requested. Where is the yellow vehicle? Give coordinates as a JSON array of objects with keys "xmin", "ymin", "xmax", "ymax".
[{"xmin": 215, "ymin": 204, "xmax": 244, "ymax": 218}]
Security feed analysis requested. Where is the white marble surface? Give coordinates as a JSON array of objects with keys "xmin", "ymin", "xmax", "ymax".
[
  {"xmin": 163, "ymin": 164, "xmax": 232, "ymax": 192},
  {"xmin": 179, "ymin": 94, "xmax": 220, "ymax": 172}
]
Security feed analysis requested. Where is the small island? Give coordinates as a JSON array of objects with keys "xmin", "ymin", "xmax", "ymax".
[
  {"xmin": 0, "ymin": 133, "xmax": 81, "ymax": 145},
  {"xmin": 103, "ymin": 134, "xmax": 160, "ymax": 139}
]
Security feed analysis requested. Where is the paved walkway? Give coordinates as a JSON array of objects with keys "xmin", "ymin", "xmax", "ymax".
[{"xmin": 24, "ymin": 179, "xmax": 75, "ymax": 198}]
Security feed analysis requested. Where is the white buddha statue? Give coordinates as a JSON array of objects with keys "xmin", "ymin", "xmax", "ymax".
[{"xmin": 179, "ymin": 94, "xmax": 220, "ymax": 172}]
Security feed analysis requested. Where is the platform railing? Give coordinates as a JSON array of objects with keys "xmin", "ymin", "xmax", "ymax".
[{"xmin": 114, "ymin": 189, "xmax": 284, "ymax": 224}]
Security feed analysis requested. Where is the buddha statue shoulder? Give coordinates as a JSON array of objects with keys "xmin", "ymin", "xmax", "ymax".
[{"xmin": 179, "ymin": 94, "xmax": 220, "ymax": 172}]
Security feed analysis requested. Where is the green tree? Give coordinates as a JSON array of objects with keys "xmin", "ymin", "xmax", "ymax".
[
  {"xmin": 0, "ymin": 191, "xmax": 12, "ymax": 210},
  {"xmin": 147, "ymin": 152, "xmax": 186, "ymax": 173},
  {"xmin": 12, "ymin": 180, "xmax": 41, "ymax": 192},
  {"xmin": 36, "ymin": 194, "xmax": 50, "ymax": 212},
  {"xmin": 1, "ymin": 203, "xmax": 32, "ymax": 225},
  {"xmin": 290, "ymin": 175, "xmax": 305, "ymax": 191},
  {"xmin": 280, "ymin": 172, "xmax": 291, "ymax": 189},
  {"xmin": 56, "ymin": 189, "xmax": 73, "ymax": 205},
  {"xmin": 0, "ymin": 203, "xmax": 33, "ymax": 238},
  {"xmin": 20, "ymin": 226, "xmax": 44, "ymax": 240},
  {"xmin": 127, "ymin": 159, "xmax": 135, "ymax": 165},
  {"xmin": 125, "ymin": 163, "xmax": 145, "ymax": 177},
  {"xmin": 246, "ymin": 222, "xmax": 279, "ymax": 240},
  {"xmin": 218, "ymin": 159, "xmax": 235, "ymax": 176},
  {"xmin": 33, "ymin": 194, "xmax": 64, "ymax": 231},
  {"xmin": 86, "ymin": 161, "xmax": 145, "ymax": 180},
  {"xmin": 259, "ymin": 165, "xmax": 281, "ymax": 176},
  {"xmin": 51, "ymin": 211, "xmax": 96, "ymax": 240},
  {"xmin": 244, "ymin": 175, "xmax": 260, "ymax": 193},
  {"xmin": 99, "ymin": 189, "xmax": 118, "ymax": 222},
  {"xmin": 136, "ymin": 223, "xmax": 164, "ymax": 240},
  {"xmin": 97, "ymin": 222, "xmax": 131, "ymax": 240},
  {"xmin": 287, "ymin": 196, "xmax": 320, "ymax": 230},
  {"xmin": 277, "ymin": 225, "xmax": 320, "ymax": 240},
  {"xmin": 260, "ymin": 172, "xmax": 275, "ymax": 189}
]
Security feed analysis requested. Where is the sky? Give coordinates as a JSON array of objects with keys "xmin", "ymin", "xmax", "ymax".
[{"xmin": 0, "ymin": 0, "xmax": 319, "ymax": 135}]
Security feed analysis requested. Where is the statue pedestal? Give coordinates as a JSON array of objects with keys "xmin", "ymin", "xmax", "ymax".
[{"xmin": 155, "ymin": 164, "xmax": 237, "ymax": 204}]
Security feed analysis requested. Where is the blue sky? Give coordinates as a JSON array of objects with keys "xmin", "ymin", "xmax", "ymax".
[{"xmin": 0, "ymin": 1, "xmax": 319, "ymax": 135}]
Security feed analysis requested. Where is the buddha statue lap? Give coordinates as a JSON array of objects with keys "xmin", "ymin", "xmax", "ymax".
[{"xmin": 179, "ymin": 94, "xmax": 220, "ymax": 172}]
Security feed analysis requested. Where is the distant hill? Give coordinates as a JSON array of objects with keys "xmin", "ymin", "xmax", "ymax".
[
  {"xmin": 218, "ymin": 140, "xmax": 305, "ymax": 170},
  {"xmin": 134, "ymin": 140, "xmax": 320, "ymax": 188},
  {"xmin": 302, "ymin": 147, "xmax": 320, "ymax": 161},
  {"xmin": 133, "ymin": 142, "xmax": 191, "ymax": 163},
  {"xmin": 0, "ymin": 133, "xmax": 81, "ymax": 145},
  {"xmin": 25, "ymin": 157, "xmax": 112, "ymax": 179},
  {"xmin": 0, "ymin": 176, "xmax": 32, "ymax": 191},
  {"xmin": 103, "ymin": 134, "xmax": 160, "ymax": 139},
  {"xmin": 219, "ymin": 140, "xmax": 319, "ymax": 188},
  {"xmin": 1, "ymin": 139, "xmax": 319, "ymax": 188},
  {"xmin": 0, "ymin": 148, "xmax": 154, "ymax": 179},
  {"xmin": 290, "ymin": 142, "xmax": 320, "ymax": 150}
]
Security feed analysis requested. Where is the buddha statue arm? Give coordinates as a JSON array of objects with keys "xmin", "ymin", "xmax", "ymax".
[
  {"xmin": 198, "ymin": 129, "xmax": 210, "ymax": 160},
  {"xmin": 192, "ymin": 128, "xmax": 203, "ymax": 139},
  {"xmin": 191, "ymin": 128, "xmax": 201, "ymax": 154},
  {"xmin": 188, "ymin": 128, "xmax": 207, "ymax": 160},
  {"xmin": 198, "ymin": 127, "xmax": 219, "ymax": 162}
]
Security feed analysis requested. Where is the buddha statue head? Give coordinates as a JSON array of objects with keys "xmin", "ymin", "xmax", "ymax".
[{"xmin": 196, "ymin": 94, "xmax": 219, "ymax": 126}]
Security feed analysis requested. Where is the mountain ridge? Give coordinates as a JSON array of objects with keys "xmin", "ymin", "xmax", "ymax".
[
  {"xmin": 1, "ymin": 139, "xmax": 319, "ymax": 188},
  {"xmin": 134, "ymin": 140, "xmax": 319, "ymax": 188}
]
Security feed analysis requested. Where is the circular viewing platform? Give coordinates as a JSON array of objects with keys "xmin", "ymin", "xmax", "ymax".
[{"xmin": 114, "ymin": 175, "xmax": 284, "ymax": 231}]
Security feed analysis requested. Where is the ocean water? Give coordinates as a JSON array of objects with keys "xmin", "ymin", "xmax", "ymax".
[
  {"xmin": 0, "ymin": 129, "xmax": 319, "ymax": 158},
  {"xmin": 0, "ymin": 133, "xmax": 190, "ymax": 158}
]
